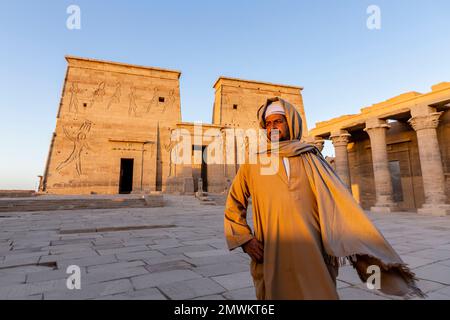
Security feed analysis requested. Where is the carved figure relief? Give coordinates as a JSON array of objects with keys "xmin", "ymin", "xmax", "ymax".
[
  {"xmin": 107, "ymin": 82, "xmax": 121, "ymax": 110},
  {"xmin": 89, "ymin": 81, "xmax": 106, "ymax": 108},
  {"xmin": 128, "ymin": 86, "xmax": 139, "ymax": 116},
  {"xmin": 163, "ymin": 128, "xmax": 177, "ymax": 177},
  {"xmin": 68, "ymin": 82, "xmax": 83, "ymax": 113},
  {"xmin": 56, "ymin": 120, "xmax": 93, "ymax": 176},
  {"xmin": 146, "ymin": 87, "xmax": 160, "ymax": 113}
]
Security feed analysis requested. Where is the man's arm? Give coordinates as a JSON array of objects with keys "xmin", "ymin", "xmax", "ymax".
[
  {"xmin": 224, "ymin": 165, "xmax": 264, "ymax": 263},
  {"xmin": 224, "ymin": 165, "xmax": 254, "ymax": 250},
  {"xmin": 241, "ymin": 238, "xmax": 264, "ymax": 263}
]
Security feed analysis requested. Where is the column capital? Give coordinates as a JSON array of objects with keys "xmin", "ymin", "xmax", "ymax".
[
  {"xmin": 303, "ymin": 136, "xmax": 325, "ymax": 152},
  {"xmin": 330, "ymin": 130, "xmax": 351, "ymax": 147},
  {"xmin": 408, "ymin": 112, "xmax": 443, "ymax": 132},
  {"xmin": 363, "ymin": 118, "xmax": 390, "ymax": 132},
  {"xmin": 410, "ymin": 104, "xmax": 437, "ymax": 117},
  {"xmin": 329, "ymin": 130, "xmax": 351, "ymax": 189}
]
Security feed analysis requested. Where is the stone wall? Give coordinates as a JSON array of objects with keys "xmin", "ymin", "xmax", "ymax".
[
  {"xmin": 42, "ymin": 58, "xmax": 308, "ymax": 195},
  {"xmin": 212, "ymin": 77, "xmax": 307, "ymax": 133},
  {"xmin": 42, "ymin": 57, "xmax": 181, "ymax": 194},
  {"xmin": 212, "ymin": 77, "xmax": 307, "ymax": 182}
]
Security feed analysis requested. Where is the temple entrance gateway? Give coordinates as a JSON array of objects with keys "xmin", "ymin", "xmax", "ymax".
[
  {"xmin": 40, "ymin": 56, "xmax": 308, "ymax": 195},
  {"xmin": 192, "ymin": 145, "xmax": 208, "ymax": 192},
  {"xmin": 119, "ymin": 158, "xmax": 134, "ymax": 194}
]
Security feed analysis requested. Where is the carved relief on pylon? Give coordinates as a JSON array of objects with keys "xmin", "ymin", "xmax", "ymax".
[
  {"xmin": 56, "ymin": 120, "xmax": 93, "ymax": 176},
  {"xmin": 107, "ymin": 82, "xmax": 121, "ymax": 110}
]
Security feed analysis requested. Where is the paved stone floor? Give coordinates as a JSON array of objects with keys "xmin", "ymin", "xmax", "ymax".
[{"xmin": 0, "ymin": 195, "xmax": 449, "ymax": 300}]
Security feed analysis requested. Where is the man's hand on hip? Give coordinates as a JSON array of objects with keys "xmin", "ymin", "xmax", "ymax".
[{"xmin": 242, "ymin": 238, "xmax": 264, "ymax": 263}]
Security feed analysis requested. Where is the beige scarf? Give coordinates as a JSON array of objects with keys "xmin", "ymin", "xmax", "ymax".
[{"xmin": 257, "ymin": 97, "xmax": 424, "ymax": 298}]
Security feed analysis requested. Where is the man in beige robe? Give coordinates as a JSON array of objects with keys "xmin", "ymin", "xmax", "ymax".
[{"xmin": 224, "ymin": 97, "xmax": 424, "ymax": 300}]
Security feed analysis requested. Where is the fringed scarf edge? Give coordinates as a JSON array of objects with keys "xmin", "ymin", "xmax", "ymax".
[{"xmin": 323, "ymin": 253, "xmax": 427, "ymax": 299}]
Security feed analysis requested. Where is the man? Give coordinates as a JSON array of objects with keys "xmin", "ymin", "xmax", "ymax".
[{"xmin": 224, "ymin": 97, "xmax": 424, "ymax": 300}]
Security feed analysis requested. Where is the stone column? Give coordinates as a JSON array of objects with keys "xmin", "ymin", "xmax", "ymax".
[
  {"xmin": 303, "ymin": 136, "xmax": 325, "ymax": 152},
  {"xmin": 330, "ymin": 130, "xmax": 351, "ymax": 189},
  {"xmin": 364, "ymin": 118, "xmax": 396, "ymax": 213},
  {"xmin": 408, "ymin": 107, "xmax": 449, "ymax": 216}
]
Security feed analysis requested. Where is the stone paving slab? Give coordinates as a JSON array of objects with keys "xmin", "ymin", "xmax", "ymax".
[
  {"xmin": 222, "ymin": 287, "xmax": 256, "ymax": 300},
  {"xmin": 192, "ymin": 262, "xmax": 249, "ymax": 277},
  {"xmin": 338, "ymin": 287, "xmax": 389, "ymax": 300},
  {"xmin": 86, "ymin": 260, "xmax": 145, "ymax": 273},
  {"xmin": 413, "ymin": 263, "xmax": 450, "ymax": 285},
  {"xmin": 0, "ymin": 273, "xmax": 26, "ymax": 286},
  {"xmin": 56, "ymin": 254, "xmax": 118, "ymax": 269},
  {"xmin": 131, "ymin": 269, "xmax": 202, "ymax": 290},
  {"xmin": 158, "ymin": 278, "xmax": 226, "ymax": 300},
  {"xmin": 144, "ymin": 260, "xmax": 193, "ymax": 273},
  {"xmin": 96, "ymin": 287, "xmax": 167, "ymax": 300},
  {"xmin": 0, "ymin": 194, "xmax": 449, "ymax": 300},
  {"xmin": 193, "ymin": 294, "xmax": 226, "ymax": 300},
  {"xmin": 85, "ymin": 266, "xmax": 148, "ymax": 284},
  {"xmin": 26, "ymin": 268, "xmax": 82, "ymax": 283},
  {"xmin": 211, "ymin": 271, "xmax": 254, "ymax": 291},
  {"xmin": 44, "ymin": 279, "xmax": 133, "ymax": 300},
  {"xmin": 0, "ymin": 279, "xmax": 67, "ymax": 299}
]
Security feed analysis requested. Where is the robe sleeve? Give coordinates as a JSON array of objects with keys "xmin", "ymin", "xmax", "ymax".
[{"xmin": 224, "ymin": 164, "xmax": 254, "ymax": 251}]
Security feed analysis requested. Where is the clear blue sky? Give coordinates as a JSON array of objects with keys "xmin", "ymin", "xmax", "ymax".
[{"xmin": 1, "ymin": 0, "xmax": 450, "ymax": 190}]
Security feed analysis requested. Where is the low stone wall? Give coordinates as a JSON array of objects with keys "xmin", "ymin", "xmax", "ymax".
[
  {"xmin": 0, "ymin": 190, "xmax": 36, "ymax": 198},
  {"xmin": 0, "ymin": 194, "xmax": 164, "ymax": 212}
]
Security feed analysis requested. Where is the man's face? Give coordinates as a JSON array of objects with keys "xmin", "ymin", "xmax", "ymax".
[{"xmin": 265, "ymin": 114, "xmax": 290, "ymax": 142}]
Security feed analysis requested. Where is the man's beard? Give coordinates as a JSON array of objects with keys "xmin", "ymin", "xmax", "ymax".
[{"xmin": 269, "ymin": 130, "xmax": 288, "ymax": 142}]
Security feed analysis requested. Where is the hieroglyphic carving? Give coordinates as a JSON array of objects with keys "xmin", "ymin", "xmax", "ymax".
[
  {"xmin": 56, "ymin": 120, "xmax": 93, "ymax": 176},
  {"xmin": 89, "ymin": 81, "xmax": 106, "ymax": 108},
  {"xmin": 168, "ymin": 89, "xmax": 176, "ymax": 104},
  {"xmin": 107, "ymin": 82, "xmax": 121, "ymax": 110},
  {"xmin": 145, "ymin": 88, "xmax": 177, "ymax": 114},
  {"xmin": 128, "ymin": 86, "xmax": 139, "ymax": 116},
  {"xmin": 68, "ymin": 82, "xmax": 83, "ymax": 113},
  {"xmin": 165, "ymin": 89, "xmax": 177, "ymax": 113},
  {"xmin": 163, "ymin": 128, "xmax": 177, "ymax": 177},
  {"xmin": 146, "ymin": 87, "xmax": 161, "ymax": 113}
]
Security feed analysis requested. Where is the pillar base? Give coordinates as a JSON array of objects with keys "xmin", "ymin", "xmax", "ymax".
[
  {"xmin": 417, "ymin": 204, "xmax": 450, "ymax": 217},
  {"xmin": 182, "ymin": 177, "xmax": 195, "ymax": 195},
  {"xmin": 370, "ymin": 206, "xmax": 396, "ymax": 213},
  {"xmin": 165, "ymin": 176, "xmax": 195, "ymax": 195}
]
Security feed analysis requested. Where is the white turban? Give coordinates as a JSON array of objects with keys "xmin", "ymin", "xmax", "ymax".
[{"xmin": 264, "ymin": 101, "xmax": 285, "ymax": 120}]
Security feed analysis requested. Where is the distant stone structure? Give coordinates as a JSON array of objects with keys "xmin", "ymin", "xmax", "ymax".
[
  {"xmin": 309, "ymin": 83, "xmax": 450, "ymax": 216},
  {"xmin": 41, "ymin": 57, "xmax": 449, "ymax": 216},
  {"xmin": 41, "ymin": 56, "xmax": 306, "ymax": 195}
]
